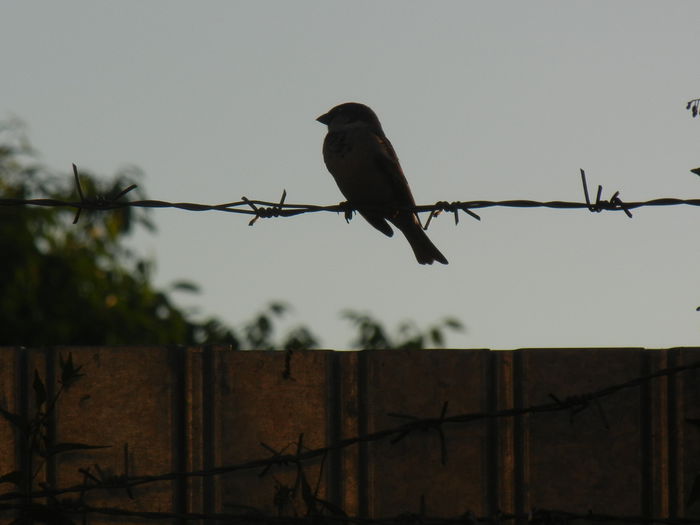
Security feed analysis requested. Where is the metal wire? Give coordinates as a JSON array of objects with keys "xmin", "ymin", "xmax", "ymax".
[{"xmin": 3, "ymin": 166, "xmax": 700, "ymax": 227}]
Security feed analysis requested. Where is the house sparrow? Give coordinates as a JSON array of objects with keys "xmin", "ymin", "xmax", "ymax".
[{"xmin": 316, "ymin": 102, "xmax": 448, "ymax": 265}]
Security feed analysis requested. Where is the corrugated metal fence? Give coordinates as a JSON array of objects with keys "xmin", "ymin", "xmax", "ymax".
[{"xmin": 1, "ymin": 347, "xmax": 699, "ymax": 523}]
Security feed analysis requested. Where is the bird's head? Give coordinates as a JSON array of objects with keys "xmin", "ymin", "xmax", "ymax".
[{"xmin": 316, "ymin": 102, "xmax": 384, "ymax": 133}]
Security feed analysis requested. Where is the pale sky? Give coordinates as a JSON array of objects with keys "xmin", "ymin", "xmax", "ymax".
[{"xmin": 4, "ymin": 1, "xmax": 700, "ymax": 349}]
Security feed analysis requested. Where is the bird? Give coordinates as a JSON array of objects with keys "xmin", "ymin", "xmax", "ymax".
[{"xmin": 316, "ymin": 102, "xmax": 448, "ymax": 265}]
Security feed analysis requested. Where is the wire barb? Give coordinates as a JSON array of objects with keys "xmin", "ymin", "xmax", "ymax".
[
  {"xmin": 70, "ymin": 164, "xmax": 139, "ymax": 224},
  {"xmin": 579, "ymin": 169, "xmax": 632, "ymax": 217},
  {"xmin": 243, "ymin": 189, "xmax": 290, "ymax": 226},
  {"xmin": 387, "ymin": 401, "xmax": 450, "ymax": 465},
  {"xmin": 72, "ymin": 163, "xmax": 85, "ymax": 224},
  {"xmin": 425, "ymin": 201, "xmax": 481, "ymax": 230}
]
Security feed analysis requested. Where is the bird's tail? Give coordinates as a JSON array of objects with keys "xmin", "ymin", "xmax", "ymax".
[{"xmin": 395, "ymin": 216, "xmax": 448, "ymax": 265}]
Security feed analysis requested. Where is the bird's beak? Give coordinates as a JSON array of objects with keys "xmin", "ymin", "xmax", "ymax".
[{"xmin": 316, "ymin": 112, "xmax": 331, "ymax": 125}]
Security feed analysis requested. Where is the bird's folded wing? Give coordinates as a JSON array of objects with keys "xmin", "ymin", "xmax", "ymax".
[{"xmin": 373, "ymin": 134, "xmax": 417, "ymax": 210}]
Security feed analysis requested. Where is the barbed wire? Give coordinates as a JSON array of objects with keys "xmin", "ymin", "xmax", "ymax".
[
  {"xmin": 1, "ymin": 357, "xmax": 698, "ymax": 514},
  {"xmin": 3, "ymin": 165, "xmax": 700, "ymax": 227}
]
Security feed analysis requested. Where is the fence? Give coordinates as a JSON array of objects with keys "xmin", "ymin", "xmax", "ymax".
[
  {"xmin": 4, "ymin": 166, "xmax": 700, "ymax": 227},
  {"xmin": 1, "ymin": 347, "xmax": 700, "ymax": 523}
]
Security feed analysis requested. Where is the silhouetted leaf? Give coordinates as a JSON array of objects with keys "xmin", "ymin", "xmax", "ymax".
[
  {"xmin": 444, "ymin": 318, "xmax": 464, "ymax": 330},
  {"xmin": 59, "ymin": 352, "xmax": 84, "ymax": 388},
  {"xmin": 33, "ymin": 370, "xmax": 46, "ymax": 408},
  {"xmin": 170, "ymin": 280, "xmax": 200, "ymax": 293},
  {"xmin": 0, "ymin": 470, "xmax": 24, "ymax": 487},
  {"xmin": 299, "ymin": 469, "xmax": 315, "ymax": 512},
  {"xmin": 691, "ymin": 168, "xmax": 700, "ymax": 176},
  {"xmin": 269, "ymin": 302, "xmax": 289, "ymax": 316},
  {"xmin": 430, "ymin": 327, "xmax": 444, "ymax": 346},
  {"xmin": 44, "ymin": 442, "xmax": 110, "ymax": 457},
  {"xmin": 0, "ymin": 407, "xmax": 28, "ymax": 431},
  {"xmin": 283, "ymin": 326, "xmax": 318, "ymax": 351},
  {"xmin": 397, "ymin": 321, "xmax": 415, "ymax": 336}
]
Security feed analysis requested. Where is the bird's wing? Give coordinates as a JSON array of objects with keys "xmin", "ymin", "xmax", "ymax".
[{"xmin": 373, "ymin": 134, "xmax": 417, "ymax": 209}]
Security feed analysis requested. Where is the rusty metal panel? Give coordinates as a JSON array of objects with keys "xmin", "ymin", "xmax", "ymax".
[
  {"xmin": 185, "ymin": 345, "xmax": 206, "ymax": 516},
  {"xmin": 519, "ymin": 348, "xmax": 647, "ymax": 514},
  {"xmin": 680, "ymin": 349, "xmax": 700, "ymax": 520},
  {"xmin": 213, "ymin": 349, "xmax": 334, "ymax": 515},
  {"xmin": 360, "ymin": 349, "xmax": 492, "ymax": 517},
  {"xmin": 494, "ymin": 349, "xmax": 518, "ymax": 516},
  {"xmin": 0, "ymin": 346, "xmax": 699, "ymax": 523},
  {"xmin": 336, "ymin": 349, "xmax": 361, "ymax": 515},
  {"xmin": 49, "ymin": 346, "xmax": 183, "ymax": 520},
  {"xmin": 0, "ymin": 347, "xmax": 20, "ymax": 495}
]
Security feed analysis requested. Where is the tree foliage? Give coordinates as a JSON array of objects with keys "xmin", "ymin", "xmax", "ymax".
[
  {"xmin": 0, "ymin": 121, "xmax": 232, "ymax": 345},
  {"xmin": 0, "ymin": 122, "xmax": 462, "ymax": 349}
]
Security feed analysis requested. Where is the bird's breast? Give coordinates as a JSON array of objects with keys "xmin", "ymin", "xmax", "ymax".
[{"xmin": 323, "ymin": 130, "xmax": 395, "ymax": 205}]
